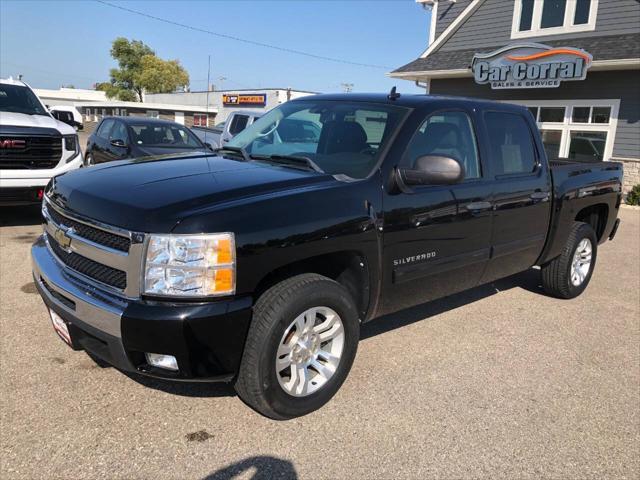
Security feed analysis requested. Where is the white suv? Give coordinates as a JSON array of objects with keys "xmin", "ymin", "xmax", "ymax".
[{"xmin": 0, "ymin": 78, "xmax": 83, "ymax": 205}]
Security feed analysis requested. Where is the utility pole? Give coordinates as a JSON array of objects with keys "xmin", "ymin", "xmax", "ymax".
[
  {"xmin": 205, "ymin": 55, "xmax": 211, "ymax": 127},
  {"xmin": 340, "ymin": 82, "xmax": 354, "ymax": 93}
]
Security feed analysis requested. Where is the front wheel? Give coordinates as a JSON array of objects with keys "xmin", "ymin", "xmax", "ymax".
[
  {"xmin": 541, "ymin": 221, "xmax": 598, "ymax": 299},
  {"xmin": 84, "ymin": 153, "xmax": 94, "ymax": 167},
  {"xmin": 235, "ymin": 274, "xmax": 360, "ymax": 419}
]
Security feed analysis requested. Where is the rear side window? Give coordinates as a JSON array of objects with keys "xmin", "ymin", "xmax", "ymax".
[
  {"xmin": 96, "ymin": 119, "xmax": 115, "ymax": 139},
  {"xmin": 229, "ymin": 115, "xmax": 249, "ymax": 135},
  {"xmin": 484, "ymin": 112, "xmax": 537, "ymax": 175}
]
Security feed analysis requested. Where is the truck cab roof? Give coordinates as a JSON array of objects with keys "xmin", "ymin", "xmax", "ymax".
[{"xmin": 292, "ymin": 92, "xmax": 528, "ymax": 113}]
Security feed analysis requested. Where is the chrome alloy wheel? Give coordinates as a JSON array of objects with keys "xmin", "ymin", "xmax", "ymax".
[
  {"xmin": 275, "ymin": 306, "xmax": 345, "ymax": 397},
  {"xmin": 571, "ymin": 238, "xmax": 593, "ymax": 287}
]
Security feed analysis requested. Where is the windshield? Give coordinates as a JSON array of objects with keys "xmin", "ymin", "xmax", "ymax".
[
  {"xmin": 228, "ymin": 100, "xmax": 408, "ymax": 179},
  {"xmin": 129, "ymin": 123, "xmax": 204, "ymax": 148},
  {"xmin": 0, "ymin": 84, "xmax": 48, "ymax": 116}
]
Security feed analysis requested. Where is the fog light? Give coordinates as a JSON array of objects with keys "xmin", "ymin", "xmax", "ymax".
[{"xmin": 145, "ymin": 353, "xmax": 178, "ymax": 371}]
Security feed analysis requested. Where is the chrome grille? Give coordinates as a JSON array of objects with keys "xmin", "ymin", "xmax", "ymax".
[
  {"xmin": 46, "ymin": 205, "xmax": 131, "ymax": 252},
  {"xmin": 42, "ymin": 198, "xmax": 145, "ymax": 298},
  {"xmin": 48, "ymin": 236, "xmax": 127, "ymax": 289}
]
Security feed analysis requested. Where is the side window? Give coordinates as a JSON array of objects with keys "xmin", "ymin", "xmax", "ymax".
[
  {"xmin": 484, "ymin": 112, "xmax": 537, "ymax": 175},
  {"xmin": 96, "ymin": 119, "xmax": 115, "ymax": 139},
  {"xmin": 229, "ymin": 115, "xmax": 249, "ymax": 135},
  {"xmin": 404, "ymin": 111, "xmax": 481, "ymax": 179},
  {"xmin": 109, "ymin": 122, "xmax": 128, "ymax": 142}
]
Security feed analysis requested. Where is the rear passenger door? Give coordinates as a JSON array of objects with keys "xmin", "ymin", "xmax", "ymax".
[
  {"xmin": 381, "ymin": 109, "xmax": 493, "ymax": 314},
  {"xmin": 479, "ymin": 110, "xmax": 552, "ymax": 283}
]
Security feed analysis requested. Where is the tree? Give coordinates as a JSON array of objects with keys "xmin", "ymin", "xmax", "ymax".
[
  {"xmin": 135, "ymin": 55, "xmax": 189, "ymax": 95},
  {"xmin": 103, "ymin": 37, "xmax": 189, "ymax": 102}
]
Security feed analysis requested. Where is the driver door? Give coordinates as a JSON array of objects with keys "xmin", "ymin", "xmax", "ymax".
[{"xmin": 380, "ymin": 109, "xmax": 493, "ymax": 314}]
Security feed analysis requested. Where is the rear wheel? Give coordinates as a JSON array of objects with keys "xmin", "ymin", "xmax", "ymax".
[
  {"xmin": 235, "ymin": 274, "xmax": 359, "ymax": 419},
  {"xmin": 541, "ymin": 221, "xmax": 598, "ymax": 299}
]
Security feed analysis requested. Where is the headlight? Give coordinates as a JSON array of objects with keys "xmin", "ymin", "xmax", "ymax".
[
  {"xmin": 143, "ymin": 233, "xmax": 235, "ymax": 297},
  {"xmin": 63, "ymin": 134, "xmax": 79, "ymax": 160}
]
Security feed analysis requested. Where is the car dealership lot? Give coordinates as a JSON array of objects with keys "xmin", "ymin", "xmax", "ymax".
[{"xmin": 1, "ymin": 207, "xmax": 638, "ymax": 480}]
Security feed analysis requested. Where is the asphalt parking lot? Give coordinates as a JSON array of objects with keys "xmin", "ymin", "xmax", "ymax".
[{"xmin": 1, "ymin": 206, "xmax": 638, "ymax": 480}]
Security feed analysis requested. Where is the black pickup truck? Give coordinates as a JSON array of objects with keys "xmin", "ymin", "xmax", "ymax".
[{"xmin": 32, "ymin": 93, "xmax": 623, "ymax": 419}]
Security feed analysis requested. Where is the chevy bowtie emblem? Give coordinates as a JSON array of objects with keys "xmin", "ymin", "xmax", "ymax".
[{"xmin": 53, "ymin": 225, "xmax": 73, "ymax": 251}]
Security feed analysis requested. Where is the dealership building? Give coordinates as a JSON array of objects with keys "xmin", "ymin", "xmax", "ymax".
[
  {"xmin": 146, "ymin": 88, "xmax": 317, "ymax": 123},
  {"xmin": 391, "ymin": 0, "xmax": 640, "ymax": 193}
]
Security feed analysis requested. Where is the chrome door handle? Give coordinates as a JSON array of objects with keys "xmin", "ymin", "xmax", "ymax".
[
  {"xmin": 530, "ymin": 191, "xmax": 550, "ymax": 202},
  {"xmin": 466, "ymin": 201, "xmax": 492, "ymax": 212}
]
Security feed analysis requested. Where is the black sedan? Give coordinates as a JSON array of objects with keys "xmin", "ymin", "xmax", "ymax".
[{"xmin": 84, "ymin": 117, "xmax": 211, "ymax": 166}]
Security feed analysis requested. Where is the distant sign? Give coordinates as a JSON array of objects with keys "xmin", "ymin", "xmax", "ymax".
[
  {"xmin": 472, "ymin": 43, "xmax": 592, "ymax": 89},
  {"xmin": 222, "ymin": 93, "xmax": 267, "ymax": 107}
]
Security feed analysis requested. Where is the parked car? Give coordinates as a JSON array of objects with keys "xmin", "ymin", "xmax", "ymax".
[
  {"xmin": 84, "ymin": 117, "xmax": 210, "ymax": 166},
  {"xmin": 49, "ymin": 105, "xmax": 83, "ymax": 131},
  {"xmin": 0, "ymin": 78, "xmax": 82, "ymax": 205},
  {"xmin": 190, "ymin": 110, "xmax": 262, "ymax": 149},
  {"xmin": 32, "ymin": 93, "xmax": 622, "ymax": 419}
]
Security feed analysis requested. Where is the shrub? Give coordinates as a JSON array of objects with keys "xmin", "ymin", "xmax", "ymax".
[{"xmin": 627, "ymin": 184, "xmax": 640, "ymax": 206}]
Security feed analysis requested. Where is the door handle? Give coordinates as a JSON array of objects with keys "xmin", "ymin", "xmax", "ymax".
[
  {"xmin": 466, "ymin": 201, "xmax": 493, "ymax": 213},
  {"xmin": 530, "ymin": 191, "xmax": 550, "ymax": 202}
]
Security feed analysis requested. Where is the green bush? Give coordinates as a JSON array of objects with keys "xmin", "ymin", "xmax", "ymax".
[{"xmin": 627, "ymin": 184, "xmax": 640, "ymax": 205}]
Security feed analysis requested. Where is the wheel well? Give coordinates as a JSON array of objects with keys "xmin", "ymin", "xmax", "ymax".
[
  {"xmin": 253, "ymin": 251, "xmax": 370, "ymax": 319},
  {"xmin": 575, "ymin": 204, "xmax": 608, "ymax": 241}
]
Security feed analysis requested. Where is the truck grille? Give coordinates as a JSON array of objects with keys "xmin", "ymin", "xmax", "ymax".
[
  {"xmin": 0, "ymin": 135, "xmax": 62, "ymax": 169},
  {"xmin": 46, "ymin": 205, "xmax": 131, "ymax": 253},
  {"xmin": 48, "ymin": 235, "xmax": 127, "ymax": 290}
]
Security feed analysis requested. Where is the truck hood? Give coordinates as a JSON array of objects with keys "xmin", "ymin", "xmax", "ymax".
[
  {"xmin": 48, "ymin": 153, "xmax": 336, "ymax": 232},
  {"xmin": 0, "ymin": 111, "xmax": 75, "ymax": 135}
]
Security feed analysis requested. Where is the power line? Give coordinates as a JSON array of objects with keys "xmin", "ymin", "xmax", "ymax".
[{"xmin": 95, "ymin": 0, "xmax": 392, "ymax": 70}]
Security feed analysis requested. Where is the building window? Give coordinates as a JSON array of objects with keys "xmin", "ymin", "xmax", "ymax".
[
  {"xmin": 121, "ymin": 109, "xmax": 127, "ymax": 117},
  {"xmin": 511, "ymin": 0, "xmax": 598, "ymax": 39},
  {"xmin": 146, "ymin": 110, "xmax": 159, "ymax": 119},
  {"xmin": 193, "ymin": 113, "xmax": 208, "ymax": 127},
  {"xmin": 512, "ymin": 99, "xmax": 619, "ymax": 163},
  {"xmin": 539, "ymin": 107, "xmax": 565, "ymax": 123}
]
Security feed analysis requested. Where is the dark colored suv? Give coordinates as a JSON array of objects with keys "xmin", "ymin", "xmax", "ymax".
[{"xmin": 84, "ymin": 117, "xmax": 209, "ymax": 166}]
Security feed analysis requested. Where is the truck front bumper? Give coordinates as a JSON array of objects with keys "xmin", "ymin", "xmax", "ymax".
[{"xmin": 31, "ymin": 235, "xmax": 252, "ymax": 382}]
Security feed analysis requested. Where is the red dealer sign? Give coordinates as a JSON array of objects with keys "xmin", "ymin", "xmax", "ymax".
[{"xmin": 222, "ymin": 93, "xmax": 267, "ymax": 107}]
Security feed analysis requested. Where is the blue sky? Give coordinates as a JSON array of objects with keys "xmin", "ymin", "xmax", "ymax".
[{"xmin": 0, "ymin": 0, "xmax": 431, "ymax": 94}]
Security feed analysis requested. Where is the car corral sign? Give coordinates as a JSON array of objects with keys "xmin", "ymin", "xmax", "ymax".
[
  {"xmin": 472, "ymin": 43, "xmax": 592, "ymax": 89},
  {"xmin": 222, "ymin": 93, "xmax": 267, "ymax": 107}
]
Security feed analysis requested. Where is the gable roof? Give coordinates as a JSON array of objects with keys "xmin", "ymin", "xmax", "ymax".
[{"xmin": 391, "ymin": 33, "xmax": 640, "ymax": 79}]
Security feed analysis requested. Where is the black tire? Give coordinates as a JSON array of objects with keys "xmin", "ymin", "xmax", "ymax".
[
  {"xmin": 235, "ymin": 273, "xmax": 360, "ymax": 420},
  {"xmin": 541, "ymin": 221, "xmax": 598, "ymax": 299},
  {"xmin": 84, "ymin": 153, "xmax": 94, "ymax": 167}
]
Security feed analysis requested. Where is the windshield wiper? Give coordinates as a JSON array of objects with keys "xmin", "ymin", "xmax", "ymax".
[
  {"xmin": 249, "ymin": 154, "xmax": 324, "ymax": 173},
  {"xmin": 214, "ymin": 145, "xmax": 250, "ymax": 162}
]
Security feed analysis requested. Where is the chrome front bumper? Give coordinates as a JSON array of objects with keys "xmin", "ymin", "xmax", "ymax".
[{"xmin": 31, "ymin": 235, "xmax": 125, "ymax": 338}]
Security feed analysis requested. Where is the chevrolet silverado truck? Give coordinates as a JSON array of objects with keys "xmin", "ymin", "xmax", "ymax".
[
  {"xmin": 31, "ymin": 93, "xmax": 623, "ymax": 419},
  {"xmin": 1, "ymin": 78, "xmax": 82, "ymax": 205}
]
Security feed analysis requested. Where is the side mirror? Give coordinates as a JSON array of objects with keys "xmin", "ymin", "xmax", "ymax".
[
  {"xmin": 399, "ymin": 155, "xmax": 465, "ymax": 187},
  {"xmin": 205, "ymin": 142, "xmax": 214, "ymax": 151},
  {"xmin": 110, "ymin": 139, "xmax": 127, "ymax": 148}
]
